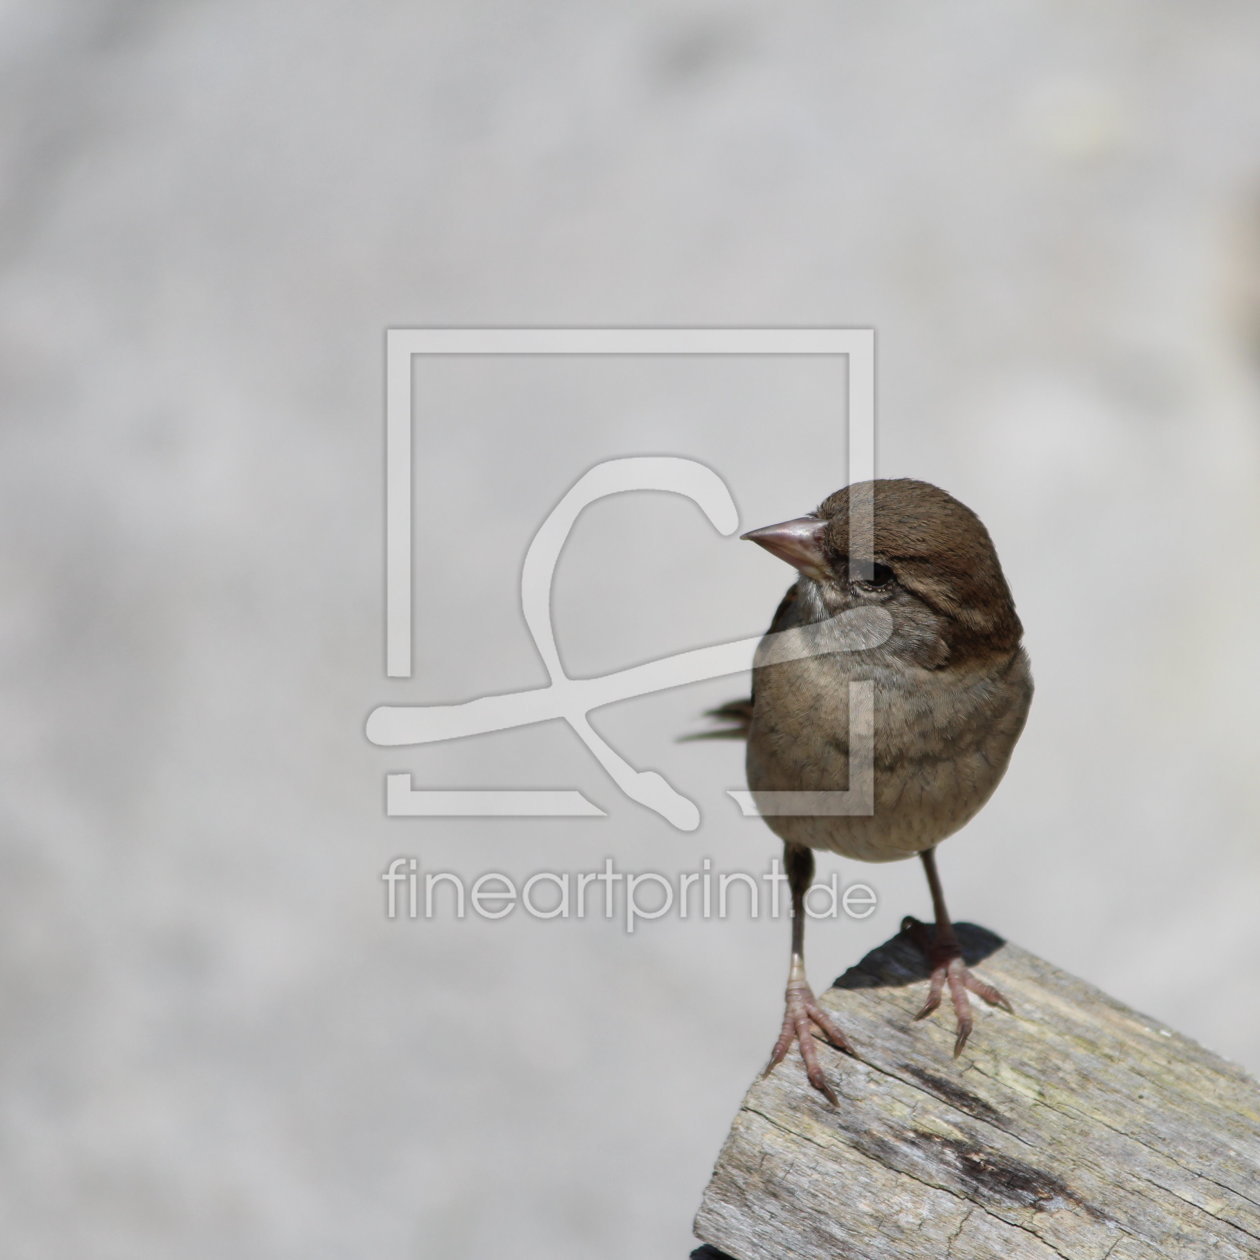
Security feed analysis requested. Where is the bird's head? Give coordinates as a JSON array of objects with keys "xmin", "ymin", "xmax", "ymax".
[{"xmin": 742, "ymin": 478, "xmax": 1022, "ymax": 668}]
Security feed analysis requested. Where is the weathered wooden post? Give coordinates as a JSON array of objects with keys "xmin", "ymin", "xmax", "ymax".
[{"xmin": 692, "ymin": 925, "xmax": 1260, "ymax": 1260}]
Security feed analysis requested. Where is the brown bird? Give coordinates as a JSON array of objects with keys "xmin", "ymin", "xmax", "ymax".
[{"xmin": 703, "ymin": 478, "xmax": 1032, "ymax": 1103}]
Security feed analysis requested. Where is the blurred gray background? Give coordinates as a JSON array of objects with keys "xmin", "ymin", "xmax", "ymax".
[{"xmin": 3, "ymin": 2, "xmax": 1260, "ymax": 1257}]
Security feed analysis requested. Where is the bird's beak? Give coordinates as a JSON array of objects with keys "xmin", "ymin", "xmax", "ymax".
[{"xmin": 741, "ymin": 516, "xmax": 829, "ymax": 582}]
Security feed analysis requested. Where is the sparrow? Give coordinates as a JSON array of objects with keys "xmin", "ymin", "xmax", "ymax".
[{"xmin": 701, "ymin": 478, "xmax": 1033, "ymax": 1103}]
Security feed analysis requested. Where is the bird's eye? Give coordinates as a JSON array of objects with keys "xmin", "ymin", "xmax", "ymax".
[{"xmin": 851, "ymin": 560, "xmax": 895, "ymax": 590}]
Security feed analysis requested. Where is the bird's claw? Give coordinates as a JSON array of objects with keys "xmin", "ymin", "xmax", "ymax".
[
  {"xmin": 901, "ymin": 915, "xmax": 1013, "ymax": 1056},
  {"xmin": 763, "ymin": 978, "xmax": 858, "ymax": 1105}
]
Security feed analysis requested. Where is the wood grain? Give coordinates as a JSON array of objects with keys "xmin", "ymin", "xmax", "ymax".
[{"xmin": 693, "ymin": 925, "xmax": 1260, "ymax": 1260}]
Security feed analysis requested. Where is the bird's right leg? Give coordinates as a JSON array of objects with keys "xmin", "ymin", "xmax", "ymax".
[
  {"xmin": 763, "ymin": 843, "xmax": 857, "ymax": 1104},
  {"xmin": 903, "ymin": 846, "xmax": 1013, "ymax": 1056}
]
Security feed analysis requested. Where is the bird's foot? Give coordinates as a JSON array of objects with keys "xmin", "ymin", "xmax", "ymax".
[
  {"xmin": 901, "ymin": 915, "xmax": 1013, "ymax": 1056},
  {"xmin": 763, "ymin": 966, "xmax": 857, "ymax": 1105}
]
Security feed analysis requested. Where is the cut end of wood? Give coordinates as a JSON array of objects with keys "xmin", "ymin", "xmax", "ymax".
[{"xmin": 693, "ymin": 925, "xmax": 1260, "ymax": 1260}]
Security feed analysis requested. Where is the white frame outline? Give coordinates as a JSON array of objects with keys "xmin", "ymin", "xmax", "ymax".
[{"xmin": 379, "ymin": 327, "xmax": 875, "ymax": 822}]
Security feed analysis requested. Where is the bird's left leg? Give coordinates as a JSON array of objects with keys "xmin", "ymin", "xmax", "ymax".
[
  {"xmin": 763, "ymin": 843, "xmax": 857, "ymax": 1104},
  {"xmin": 903, "ymin": 846, "xmax": 1013, "ymax": 1056}
]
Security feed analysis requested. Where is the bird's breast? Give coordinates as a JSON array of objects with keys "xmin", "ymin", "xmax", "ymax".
[{"xmin": 746, "ymin": 648, "xmax": 1032, "ymax": 862}]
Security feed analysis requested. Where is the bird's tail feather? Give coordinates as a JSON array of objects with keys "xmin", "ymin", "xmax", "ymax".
[{"xmin": 679, "ymin": 697, "xmax": 753, "ymax": 741}]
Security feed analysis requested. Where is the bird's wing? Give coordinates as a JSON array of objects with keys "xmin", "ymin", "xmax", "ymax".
[{"xmin": 681, "ymin": 585, "xmax": 798, "ymax": 742}]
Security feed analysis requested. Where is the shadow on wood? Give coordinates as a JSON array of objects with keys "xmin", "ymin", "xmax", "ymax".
[{"xmin": 693, "ymin": 925, "xmax": 1260, "ymax": 1260}]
